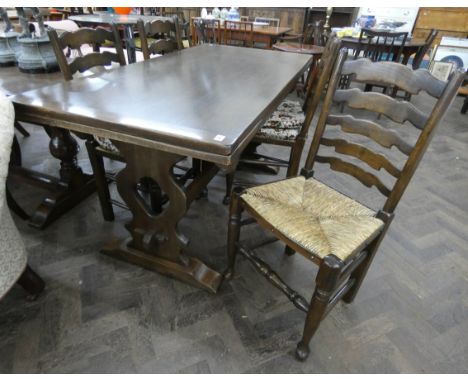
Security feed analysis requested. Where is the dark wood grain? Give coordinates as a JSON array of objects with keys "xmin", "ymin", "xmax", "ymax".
[
  {"xmin": 11, "ymin": 45, "xmax": 311, "ymax": 167},
  {"xmin": 334, "ymin": 88, "xmax": 428, "ymax": 129}
]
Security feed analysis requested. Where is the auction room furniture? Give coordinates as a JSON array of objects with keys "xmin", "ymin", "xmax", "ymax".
[
  {"xmin": 225, "ymin": 51, "xmax": 465, "ymax": 360},
  {"xmin": 10, "ymin": 45, "xmax": 312, "ymax": 293}
]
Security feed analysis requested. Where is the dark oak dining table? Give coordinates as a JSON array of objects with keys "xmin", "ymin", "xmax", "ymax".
[{"xmin": 10, "ymin": 44, "xmax": 312, "ymax": 293}]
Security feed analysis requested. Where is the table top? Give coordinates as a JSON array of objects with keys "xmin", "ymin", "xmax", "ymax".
[
  {"xmin": 69, "ymin": 13, "xmax": 172, "ymax": 26},
  {"xmin": 273, "ymin": 42, "xmax": 325, "ymax": 55},
  {"xmin": 341, "ymin": 37, "xmax": 426, "ymax": 48},
  {"xmin": 0, "ymin": 67, "xmax": 63, "ymax": 96},
  {"xmin": 9, "ymin": 45, "xmax": 311, "ymax": 166}
]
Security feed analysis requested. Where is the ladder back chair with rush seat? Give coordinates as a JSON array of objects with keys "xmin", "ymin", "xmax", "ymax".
[
  {"xmin": 223, "ymin": 37, "xmax": 342, "ymax": 204},
  {"xmin": 225, "ymin": 49, "xmax": 465, "ymax": 361},
  {"xmin": 49, "ymin": 18, "xmax": 184, "ymax": 221}
]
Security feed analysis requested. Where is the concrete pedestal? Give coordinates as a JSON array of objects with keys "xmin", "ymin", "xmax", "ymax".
[
  {"xmin": 16, "ymin": 35, "xmax": 58, "ymax": 73},
  {"xmin": 0, "ymin": 32, "xmax": 20, "ymax": 66}
]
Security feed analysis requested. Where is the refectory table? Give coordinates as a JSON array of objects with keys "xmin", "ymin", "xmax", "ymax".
[{"xmin": 10, "ymin": 44, "xmax": 312, "ymax": 292}]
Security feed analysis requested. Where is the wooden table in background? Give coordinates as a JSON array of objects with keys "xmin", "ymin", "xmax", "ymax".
[
  {"xmin": 191, "ymin": 19, "xmax": 292, "ymax": 49},
  {"xmin": 10, "ymin": 45, "xmax": 312, "ymax": 292}
]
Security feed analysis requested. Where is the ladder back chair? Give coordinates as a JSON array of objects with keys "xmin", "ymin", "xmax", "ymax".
[
  {"xmin": 225, "ymin": 49, "xmax": 465, "ymax": 361},
  {"xmin": 78, "ymin": 18, "xmax": 185, "ymax": 221},
  {"xmin": 281, "ymin": 21, "xmax": 326, "ymax": 47},
  {"xmin": 136, "ymin": 16, "xmax": 183, "ymax": 60},
  {"xmin": 224, "ymin": 20, "xmax": 254, "ymax": 48},
  {"xmin": 48, "ymin": 24, "xmax": 126, "ymax": 81},
  {"xmin": 192, "ymin": 18, "xmax": 222, "ymax": 45},
  {"xmin": 223, "ymin": 37, "xmax": 342, "ymax": 204}
]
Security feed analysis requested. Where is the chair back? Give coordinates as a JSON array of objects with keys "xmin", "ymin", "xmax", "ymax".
[
  {"xmin": 412, "ymin": 29, "xmax": 438, "ymax": 69},
  {"xmin": 224, "ymin": 20, "xmax": 254, "ymax": 47},
  {"xmin": 303, "ymin": 21, "xmax": 325, "ymax": 46},
  {"xmin": 297, "ymin": 37, "xmax": 342, "ymax": 139},
  {"xmin": 192, "ymin": 18, "xmax": 222, "ymax": 45},
  {"xmin": 355, "ymin": 28, "xmax": 408, "ymax": 62},
  {"xmin": 136, "ymin": 16, "xmax": 182, "ymax": 60},
  {"xmin": 303, "ymin": 50, "xmax": 465, "ymax": 213},
  {"xmin": 254, "ymin": 17, "xmax": 280, "ymax": 27},
  {"xmin": 48, "ymin": 24, "xmax": 126, "ymax": 81}
]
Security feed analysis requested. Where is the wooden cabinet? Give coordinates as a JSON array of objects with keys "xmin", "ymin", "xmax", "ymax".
[{"xmin": 413, "ymin": 8, "xmax": 468, "ymax": 47}]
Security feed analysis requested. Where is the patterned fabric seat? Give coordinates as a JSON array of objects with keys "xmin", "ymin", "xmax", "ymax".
[
  {"xmin": 256, "ymin": 100, "xmax": 305, "ymax": 141},
  {"xmin": 0, "ymin": 94, "xmax": 27, "ymax": 299},
  {"xmin": 241, "ymin": 176, "xmax": 384, "ymax": 261}
]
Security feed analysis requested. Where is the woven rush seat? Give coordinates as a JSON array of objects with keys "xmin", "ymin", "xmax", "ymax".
[
  {"xmin": 256, "ymin": 100, "xmax": 304, "ymax": 141},
  {"xmin": 241, "ymin": 176, "xmax": 385, "ymax": 261}
]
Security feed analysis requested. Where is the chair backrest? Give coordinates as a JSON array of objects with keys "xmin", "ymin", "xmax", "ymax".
[
  {"xmin": 224, "ymin": 20, "xmax": 254, "ymax": 47},
  {"xmin": 303, "ymin": 20, "xmax": 325, "ymax": 46},
  {"xmin": 48, "ymin": 24, "xmax": 126, "ymax": 81},
  {"xmin": 355, "ymin": 28, "xmax": 408, "ymax": 63},
  {"xmin": 254, "ymin": 17, "xmax": 280, "ymax": 27},
  {"xmin": 412, "ymin": 29, "xmax": 438, "ymax": 69},
  {"xmin": 136, "ymin": 16, "xmax": 182, "ymax": 60},
  {"xmin": 296, "ymin": 37, "xmax": 342, "ymax": 139},
  {"xmin": 193, "ymin": 18, "xmax": 222, "ymax": 45},
  {"xmin": 303, "ymin": 49, "xmax": 465, "ymax": 214}
]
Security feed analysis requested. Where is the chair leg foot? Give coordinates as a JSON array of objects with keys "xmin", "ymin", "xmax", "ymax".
[
  {"xmin": 17, "ymin": 265, "xmax": 45, "ymax": 301},
  {"xmin": 285, "ymin": 245, "xmax": 296, "ymax": 256},
  {"xmin": 295, "ymin": 341, "xmax": 310, "ymax": 361}
]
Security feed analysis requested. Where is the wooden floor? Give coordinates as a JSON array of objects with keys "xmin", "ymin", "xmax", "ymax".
[{"xmin": 1, "ymin": 91, "xmax": 467, "ymax": 373}]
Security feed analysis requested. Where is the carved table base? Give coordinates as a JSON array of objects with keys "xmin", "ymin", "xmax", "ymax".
[
  {"xmin": 101, "ymin": 142, "xmax": 222, "ymax": 293},
  {"xmin": 9, "ymin": 126, "xmax": 96, "ymax": 229}
]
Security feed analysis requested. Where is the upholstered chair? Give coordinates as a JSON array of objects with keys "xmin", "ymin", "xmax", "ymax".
[{"xmin": 0, "ymin": 93, "xmax": 44, "ymax": 301}]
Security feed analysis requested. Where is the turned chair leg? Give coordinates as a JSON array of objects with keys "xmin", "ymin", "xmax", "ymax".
[
  {"xmin": 223, "ymin": 171, "xmax": 235, "ymax": 205},
  {"xmin": 224, "ymin": 187, "xmax": 244, "ymax": 280},
  {"xmin": 296, "ymin": 255, "xmax": 343, "ymax": 361},
  {"xmin": 85, "ymin": 139, "xmax": 115, "ymax": 221},
  {"xmin": 17, "ymin": 265, "xmax": 45, "ymax": 301},
  {"xmin": 462, "ymin": 96, "xmax": 468, "ymax": 114}
]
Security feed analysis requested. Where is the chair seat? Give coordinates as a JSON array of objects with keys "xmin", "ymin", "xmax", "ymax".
[
  {"xmin": 241, "ymin": 176, "xmax": 385, "ymax": 261},
  {"xmin": 256, "ymin": 100, "xmax": 304, "ymax": 141}
]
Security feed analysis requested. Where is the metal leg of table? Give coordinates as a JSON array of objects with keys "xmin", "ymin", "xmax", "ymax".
[
  {"xmin": 124, "ymin": 25, "xmax": 136, "ymax": 64},
  {"xmin": 101, "ymin": 142, "xmax": 222, "ymax": 293}
]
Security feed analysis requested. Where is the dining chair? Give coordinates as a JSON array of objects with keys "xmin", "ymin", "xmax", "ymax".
[
  {"xmin": 225, "ymin": 50, "xmax": 465, "ymax": 361},
  {"xmin": 354, "ymin": 28, "xmax": 408, "ymax": 63},
  {"xmin": 192, "ymin": 18, "xmax": 222, "ymax": 45},
  {"xmin": 281, "ymin": 21, "xmax": 326, "ymax": 47},
  {"xmin": 1, "ymin": 94, "xmax": 45, "ymax": 302},
  {"xmin": 50, "ymin": 19, "xmax": 186, "ymax": 222},
  {"xmin": 341, "ymin": 28, "xmax": 409, "ymax": 95},
  {"xmin": 224, "ymin": 20, "xmax": 254, "ymax": 48},
  {"xmin": 136, "ymin": 16, "xmax": 183, "ymax": 60},
  {"xmin": 223, "ymin": 37, "xmax": 342, "ymax": 205},
  {"xmin": 254, "ymin": 17, "xmax": 280, "ymax": 27},
  {"xmin": 411, "ymin": 29, "xmax": 438, "ymax": 70}
]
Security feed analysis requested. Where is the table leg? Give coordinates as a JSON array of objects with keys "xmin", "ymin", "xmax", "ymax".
[
  {"xmin": 124, "ymin": 25, "xmax": 136, "ymax": 64},
  {"xmin": 9, "ymin": 126, "xmax": 96, "ymax": 229},
  {"xmin": 101, "ymin": 142, "xmax": 222, "ymax": 293}
]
